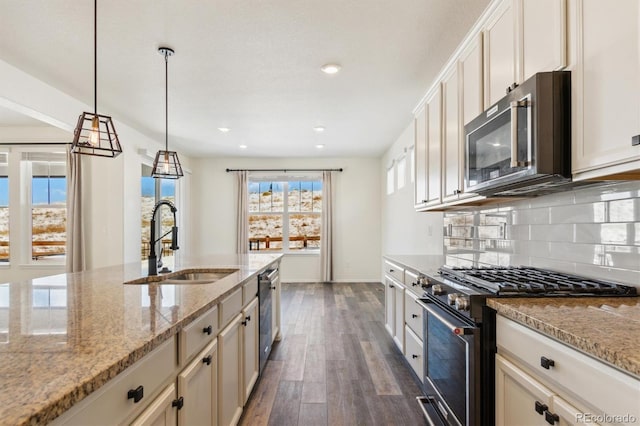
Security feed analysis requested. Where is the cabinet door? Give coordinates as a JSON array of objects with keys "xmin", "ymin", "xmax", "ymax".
[
  {"xmin": 484, "ymin": 0, "xmax": 516, "ymax": 107},
  {"xmin": 218, "ymin": 314, "xmax": 243, "ymax": 426},
  {"xmin": 461, "ymin": 33, "xmax": 484, "ymax": 126},
  {"xmin": 414, "ymin": 104, "xmax": 428, "ymax": 207},
  {"xmin": 442, "ymin": 64, "xmax": 462, "ymax": 202},
  {"xmin": 426, "ymin": 87, "xmax": 442, "ymax": 206},
  {"xmin": 177, "ymin": 340, "xmax": 218, "ymax": 426},
  {"xmin": 392, "ymin": 280, "xmax": 405, "ymax": 352},
  {"xmin": 570, "ymin": 0, "xmax": 640, "ymax": 176},
  {"xmin": 384, "ymin": 277, "xmax": 395, "ymax": 337},
  {"xmin": 495, "ymin": 354, "xmax": 554, "ymax": 426},
  {"xmin": 519, "ymin": 0, "xmax": 567, "ymax": 82},
  {"xmin": 130, "ymin": 384, "xmax": 177, "ymax": 426},
  {"xmin": 242, "ymin": 297, "xmax": 259, "ymax": 404}
]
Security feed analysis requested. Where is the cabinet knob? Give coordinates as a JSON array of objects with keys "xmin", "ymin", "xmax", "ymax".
[
  {"xmin": 127, "ymin": 385, "xmax": 144, "ymax": 403},
  {"xmin": 411, "ymin": 314, "xmax": 418, "ymax": 318},
  {"xmin": 271, "ymin": 286, "xmax": 276, "ymax": 290},
  {"xmin": 203, "ymin": 325, "xmax": 213, "ymax": 335},
  {"xmin": 534, "ymin": 401, "xmax": 548, "ymax": 415},
  {"xmin": 172, "ymin": 397, "xmax": 184, "ymax": 410},
  {"xmin": 544, "ymin": 410, "xmax": 559, "ymax": 425},
  {"xmin": 412, "ymin": 282, "xmax": 418, "ymax": 287},
  {"xmin": 202, "ymin": 355, "xmax": 213, "ymax": 365},
  {"xmin": 246, "ymin": 315, "xmax": 251, "ymax": 322},
  {"xmin": 506, "ymin": 82, "xmax": 519, "ymax": 94},
  {"xmin": 412, "ymin": 354, "xmax": 419, "ymax": 359},
  {"xmin": 454, "ymin": 189, "xmax": 461, "ymax": 195},
  {"xmin": 540, "ymin": 356, "xmax": 555, "ymax": 370},
  {"xmin": 389, "ymin": 268, "xmax": 395, "ymax": 273},
  {"xmin": 242, "ymin": 319, "xmax": 248, "ymax": 326},
  {"xmin": 389, "ymin": 285, "xmax": 395, "ymax": 289}
]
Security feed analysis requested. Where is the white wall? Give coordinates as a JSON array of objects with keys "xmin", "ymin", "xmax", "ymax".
[
  {"xmin": 0, "ymin": 58, "xmax": 192, "ymax": 282},
  {"xmin": 381, "ymin": 120, "xmax": 443, "ymax": 258},
  {"xmin": 191, "ymin": 156, "xmax": 381, "ymax": 282}
]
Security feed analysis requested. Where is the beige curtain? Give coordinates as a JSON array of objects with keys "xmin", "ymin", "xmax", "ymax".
[
  {"xmin": 320, "ymin": 170, "xmax": 334, "ymax": 282},
  {"xmin": 236, "ymin": 170, "xmax": 249, "ymax": 254},
  {"xmin": 65, "ymin": 146, "xmax": 85, "ymax": 272}
]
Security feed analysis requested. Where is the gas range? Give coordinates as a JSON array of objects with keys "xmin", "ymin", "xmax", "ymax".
[{"xmin": 422, "ymin": 265, "xmax": 638, "ymax": 324}]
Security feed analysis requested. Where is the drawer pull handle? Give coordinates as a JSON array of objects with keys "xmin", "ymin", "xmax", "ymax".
[
  {"xmin": 203, "ymin": 325, "xmax": 213, "ymax": 335},
  {"xmin": 544, "ymin": 410, "xmax": 559, "ymax": 425},
  {"xmin": 540, "ymin": 356, "xmax": 555, "ymax": 369},
  {"xmin": 172, "ymin": 397, "xmax": 184, "ymax": 410},
  {"xmin": 389, "ymin": 285, "xmax": 395, "ymax": 289},
  {"xmin": 389, "ymin": 269, "xmax": 395, "ymax": 273},
  {"xmin": 202, "ymin": 355, "xmax": 213, "ymax": 365},
  {"xmin": 411, "ymin": 314, "xmax": 418, "ymax": 318},
  {"xmin": 412, "ymin": 354, "xmax": 419, "ymax": 359},
  {"xmin": 127, "ymin": 385, "xmax": 144, "ymax": 403},
  {"xmin": 534, "ymin": 401, "xmax": 548, "ymax": 415}
]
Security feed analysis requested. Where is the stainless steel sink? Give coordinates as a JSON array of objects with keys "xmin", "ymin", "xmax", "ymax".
[{"xmin": 125, "ymin": 268, "xmax": 238, "ymax": 285}]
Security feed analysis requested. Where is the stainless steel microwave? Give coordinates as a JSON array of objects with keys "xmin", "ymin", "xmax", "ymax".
[{"xmin": 464, "ymin": 71, "xmax": 572, "ymax": 196}]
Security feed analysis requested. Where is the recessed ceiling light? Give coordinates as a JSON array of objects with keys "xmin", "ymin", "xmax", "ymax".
[
  {"xmin": 315, "ymin": 144, "xmax": 325, "ymax": 149},
  {"xmin": 239, "ymin": 144, "xmax": 248, "ymax": 149},
  {"xmin": 320, "ymin": 63, "xmax": 341, "ymax": 75},
  {"xmin": 313, "ymin": 126, "xmax": 326, "ymax": 133},
  {"xmin": 218, "ymin": 127, "xmax": 230, "ymax": 133}
]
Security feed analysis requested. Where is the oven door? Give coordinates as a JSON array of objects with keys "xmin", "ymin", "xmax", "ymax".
[
  {"xmin": 465, "ymin": 92, "xmax": 533, "ymax": 194},
  {"xmin": 417, "ymin": 297, "xmax": 479, "ymax": 426}
]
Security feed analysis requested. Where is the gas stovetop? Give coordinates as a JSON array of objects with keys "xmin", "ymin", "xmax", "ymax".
[{"xmin": 439, "ymin": 266, "xmax": 638, "ymax": 297}]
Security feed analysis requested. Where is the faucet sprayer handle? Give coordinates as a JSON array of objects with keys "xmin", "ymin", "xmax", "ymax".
[{"xmin": 170, "ymin": 226, "xmax": 179, "ymax": 250}]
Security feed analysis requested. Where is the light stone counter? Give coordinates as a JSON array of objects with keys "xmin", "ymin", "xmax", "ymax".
[
  {"xmin": 0, "ymin": 253, "xmax": 282, "ymax": 426},
  {"xmin": 488, "ymin": 297, "xmax": 640, "ymax": 379}
]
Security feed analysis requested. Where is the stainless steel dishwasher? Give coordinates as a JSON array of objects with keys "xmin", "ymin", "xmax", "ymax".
[{"xmin": 258, "ymin": 268, "xmax": 278, "ymax": 374}]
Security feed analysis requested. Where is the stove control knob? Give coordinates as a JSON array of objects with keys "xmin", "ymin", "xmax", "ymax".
[
  {"xmin": 447, "ymin": 293, "xmax": 460, "ymax": 305},
  {"xmin": 455, "ymin": 297, "xmax": 470, "ymax": 311},
  {"xmin": 432, "ymin": 284, "xmax": 446, "ymax": 295}
]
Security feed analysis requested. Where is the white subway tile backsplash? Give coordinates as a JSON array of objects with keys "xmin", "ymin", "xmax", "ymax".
[{"xmin": 443, "ymin": 181, "xmax": 640, "ymax": 287}]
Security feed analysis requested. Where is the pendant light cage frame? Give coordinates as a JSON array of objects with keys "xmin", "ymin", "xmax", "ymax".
[
  {"xmin": 71, "ymin": 0, "xmax": 123, "ymax": 158},
  {"xmin": 152, "ymin": 46, "xmax": 183, "ymax": 179}
]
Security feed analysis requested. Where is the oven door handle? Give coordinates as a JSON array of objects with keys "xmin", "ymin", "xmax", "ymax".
[{"xmin": 416, "ymin": 299, "xmax": 475, "ymax": 336}]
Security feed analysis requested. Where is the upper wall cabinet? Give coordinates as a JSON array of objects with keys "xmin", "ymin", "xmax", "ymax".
[
  {"xmin": 442, "ymin": 63, "xmax": 462, "ymax": 203},
  {"xmin": 426, "ymin": 87, "xmax": 443, "ymax": 207},
  {"xmin": 569, "ymin": 0, "xmax": 640, "ymax": 180},
  {"xmin": 414, "ymin": 104, "xmax": 428, "ymax": 209},
  {"xmin": 483, "ymin": 0, "xmax": 567, "ymax": 108}
]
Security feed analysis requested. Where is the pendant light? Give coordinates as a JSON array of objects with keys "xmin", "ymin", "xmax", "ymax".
[
  {"xmin": 152, "ymin": 47, "xmax": 183, "ymax": 179},
  {"xmin": 71, "ymin": 0, "xmax": 122, "ymax": 158}
]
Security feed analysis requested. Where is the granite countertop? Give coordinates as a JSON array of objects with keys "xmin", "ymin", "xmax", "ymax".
[
  {"xmin": 0, "ymin": 253, "xmax": 282, "ymax": 426},
  {"xmin": 488, "ymin": 297, "xmax": 640, "ymax": 379}
]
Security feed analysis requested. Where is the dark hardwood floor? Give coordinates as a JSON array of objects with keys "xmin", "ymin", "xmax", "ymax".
[{"xmin": 239, "ymin": 282, "xmax": 426, "ymax": 426}]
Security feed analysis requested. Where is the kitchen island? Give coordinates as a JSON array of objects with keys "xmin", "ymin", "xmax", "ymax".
[{"xmin": 0, "ymin": 253, "xmax": 282, "ymax": 425}]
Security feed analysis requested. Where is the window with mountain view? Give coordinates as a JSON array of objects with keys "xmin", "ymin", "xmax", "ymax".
[
  {"xmin": 248, "ymin": 180, "xmax": 322, "ymax": 251},
  {"xmin": 0, "ymin": 153, "xmax": 8, "ymax": 262},
  {"xmin": 141, "ymin": 164, "xmax": 176, "ymax": 262}
]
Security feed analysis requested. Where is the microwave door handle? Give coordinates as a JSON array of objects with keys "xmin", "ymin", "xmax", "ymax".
[{"xmin": 510, "ymin": 100, "xmax": 519, "ymax": 168}]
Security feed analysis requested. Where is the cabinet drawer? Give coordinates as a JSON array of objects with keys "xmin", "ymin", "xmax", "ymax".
[
  {"xmin": 55, "ymin": 337, "xmax": 177, "ymax": 426},
  {"xmin": 242, "ymin": 277, "xmax": 258, "ymax": 307},
  {"xmin": 404, "ymin": 325, "xmax": 424, "ymax": 384},
  {"xmin": 496, "ymin": 316, "xmax": 640, "ymax": 421},
  {"xmin": 404, "ymin": 290, "xmax": 423, "ymax": 337},
  {"xmin": 179, "ymin": 305, "xmax": 218, "ymax": 364},
  {"xmin": 219, "ymin": 287, "xmax": 242, "ymax": 328},
  {"xmin": 404, "ymin": 269, "xmax": 422, "ymax": 295},
  {"xmin": 383, "ymin": 260, "xmax": 404, "ymax": 283}
]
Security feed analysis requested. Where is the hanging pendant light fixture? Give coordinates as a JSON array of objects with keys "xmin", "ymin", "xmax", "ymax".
[
  {"xmin": 152, "ymin": 47, "xmax": 183, "ymax": 179},
  {"xmin": 71, "ymin": 0, "xmax": 122, "ymax": 158}
]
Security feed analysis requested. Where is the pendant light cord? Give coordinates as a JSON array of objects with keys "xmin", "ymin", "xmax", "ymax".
[
  {"xmin": 94, "ymin": 0, "xmax": 97, "ymax": 115},
  {"xmin": 165, "ymin": 51, "xmax": 169, "ymax": 152}
]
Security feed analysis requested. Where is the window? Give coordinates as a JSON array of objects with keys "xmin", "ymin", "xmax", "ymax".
[
  {"xmin": 248, "ymin": 179, "xmax": 322, "ymax": 252},
  {"xmin": 0, "ymin": 153, "xmax": 8, "ymax": 262},
  {"xmin": 397, "ymin": 155, "xmax": 406, "ymax": 189},
  {"xmin": 141, "ymin": 164, "xmax": 176, "ymax": 263},
  {"xmin": 24, "ymin": 152, "xmax": 67, "ymax": 263},
  {"xmin": 386, "ymin": 163, "xmax": 395, "ymax": 195}
]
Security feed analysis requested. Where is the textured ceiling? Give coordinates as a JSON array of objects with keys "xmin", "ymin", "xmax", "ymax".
[{"xmin": 0, "ymin": 0, "xmax": 490, "ymax": 157}]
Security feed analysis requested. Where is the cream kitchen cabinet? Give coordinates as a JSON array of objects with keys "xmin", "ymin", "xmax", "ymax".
[
  {"xmin": 496, "ymin": 315, "xmax": 640, "ymax": 425},
  {"xmin": 384, "ymin": 260, "xmax": 406, "ymax": 353},
  {"xmin": 426, "ymin": 86, "xmax": 443, "ymax": 207},
  {"xmin": 241, "ymin": 297, "xmax": 259, "ymax": 404},
  {"xmin": 130, "ymin": 384, "xmax": 178, "ymax": 426},
  {"xmin": 414, "ymin": 103, "xmax": 428, "ymax": 208},
  {"xmin": 403, "ymin": 290, "xmax": 424, "ymax": 383},
  {"xmin": 442, "ymin": 63, "xmax": 462, "ymax": 203},
  {"xmin": 218, "ymin": 313, "xmax": 243, "ymax": 426},
  {"xmin": 484, "ymin": 0, "xmax": 567, "ymax": 108},
  {"xmin": 568, "ymin": 0, "xmax": 640, "ymax": 180},
  {"xmin": 176, "ymin": 339, "xmax": 218, "ymax": 426}
]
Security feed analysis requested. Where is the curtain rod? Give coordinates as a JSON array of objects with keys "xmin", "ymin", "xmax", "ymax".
[
  {"xmin": 226, "ymin": 168, "xmax": 343, "ymax": 172},
  {"xmin": 0, "ymin": 142, "xmax": 72, "ymax": 146}
]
